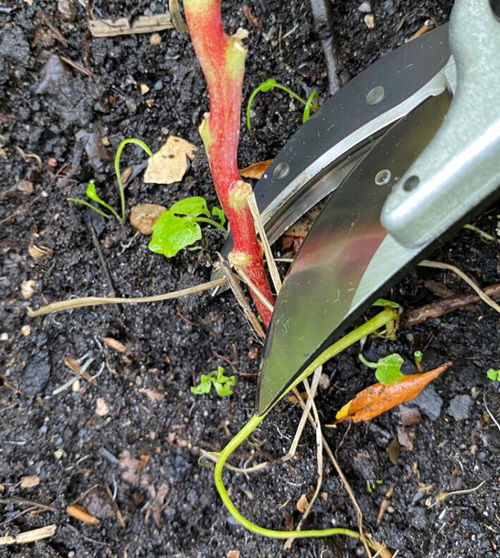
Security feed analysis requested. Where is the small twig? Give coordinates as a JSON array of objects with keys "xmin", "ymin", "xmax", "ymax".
[
  {"xmin": 28, "ymin": 278, "xmax": 227, "ymax": 317},
  {"xmin": 419, "ymin": 260, "xmax": 500, "ymax": 314},
  {"xmin": 218, "ymin": 253, "xmax": 265, "ymax": 338},
  {"xmin": 0, "ymin": 498, "xmax": 56, "ymax": 513},
  {"xmin": 293, "ymin": 395, "xmax": 374, "ymax": 557},
  {"xmin": 463, "ymin": 223, "xmax": 499, "ymax": 244},
  {"xmin": 429, "ymin": 480, "xmax": 487, "ymax": 507},
  {"xmin": 0, "ymin": 525, "xmax": 57, "ymax": 545},
  {"xmin": 285, "ymin": 375, "xmax": 325, "ymax": 549},
  {"xmin": 39, "ymin": 11, "xmax": 68, "ymax": 47},
  {"xmin": 246, "ymin": 191, "xmax": 282, "ymax": 294},
  {"xmin": 401, "ymin": 283, "xmax": 500, "ymax": 327},
  {"xmin": 233, "ymin": 266, "xmax": 275, "ymax": 314},
  {"xmin": 483, "ymin": 394, "xmax": 500, "ymax": 432},
  {"xmin": 199, "ymin": 450, "xmax": 269, "ymax": 474},
  {"xmin": 282, "ymin": 367, "xmax": 322, "ymax": 461},
  {"xmin": 59, "ymin": 55, "xmax": 97, "ymax": 79}
]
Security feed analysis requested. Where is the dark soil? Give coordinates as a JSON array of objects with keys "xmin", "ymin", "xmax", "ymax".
[{"xmin": 1, "ymin": 1, "xmax": 499, "ymax": 557}]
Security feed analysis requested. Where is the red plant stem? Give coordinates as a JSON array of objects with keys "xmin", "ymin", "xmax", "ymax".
[{"xmin": 184, "ymin": 0, "xmax": 274, "ymax": 325}]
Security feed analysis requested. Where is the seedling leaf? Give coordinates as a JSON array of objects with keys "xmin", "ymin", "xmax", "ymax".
[
  {"xmin": 169, "ymin": 196, "xmax": 210, "ymax": 218},
  {"xmin": 191, "ymin": 366, "xmax": 236, "ymax": 397},
  {"xmin": 373, "ymin": 298, "xmax": 401, "ymax": 309},
  {"xmin": 486, "ymin": 368, "xmax": 500, "ymax": 382},
  {"xmin": 149, "ymin": 212, "xmax": 202, "ymax": 257},
  {"xmin": 359, "ymin": 353, "xmax": 404, "ymax": 385},
  {"xmin": 212, "ymin": 206, "xmax": 226, "ymax": 226}
]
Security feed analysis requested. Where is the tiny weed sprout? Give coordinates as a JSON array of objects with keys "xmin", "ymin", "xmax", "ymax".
[
  {"xmin": 414, "ymin": 350, "xmax": 424, "ymax": 372},
  {"xmin": 148, "ymin": 196, "xmax": 226, "ymax": 258},
  {"xmin": 359, "ymin": 352, "xmax": 405, "ymax": 385},
  {"xmin": 486, "ymin": 368, "xmax": 500, "ymax": 382},
  {"xmin": 246, "ymin": 78, "xmax": 319, "ymax": 131},
  {"xmin": 191, "ymin": 366, "xmax": 236, "ymax": 397},
  {"xmin": 68, "ymin": 138, "xmax": 153, "ymax": 221}
]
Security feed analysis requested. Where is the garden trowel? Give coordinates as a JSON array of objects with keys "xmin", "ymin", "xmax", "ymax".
[{"xmin": 254, "ymin": 0, "xmax": 500, "ymax": 415}]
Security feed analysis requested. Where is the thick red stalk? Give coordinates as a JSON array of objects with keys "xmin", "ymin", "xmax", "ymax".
[{"xmin": 184, "ymin": 0, "xmax": 274, "ymax": 325}]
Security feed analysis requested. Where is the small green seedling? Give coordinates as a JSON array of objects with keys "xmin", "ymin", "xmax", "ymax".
[
  {"xmin": 372, "ymin": 298, "xmax": 401, "ymax": 340},
  {"xmin": 414, "ymin": 350, "xmax": 424, "ymax": 372},
  {"xmin": 68, "ymin": 138, "xmax": 153, "ymax": 221},
  {"xmin": 486, "ymin": 368, "xmax": 500, "ymax": 382},
  {"xmin": 246, "ymin": 78, "xmax": 319, "ymax": 131},
  {"xmin": 359, "ymin": 353, "xmax": 404, "ymax": 385},
  {"xmin": 191, "ymin": 366, "xmax": 236, "ymax": 397},
  {"xmin": 148, "ymin": 196, "xmax": 226, "ymax": 258}
]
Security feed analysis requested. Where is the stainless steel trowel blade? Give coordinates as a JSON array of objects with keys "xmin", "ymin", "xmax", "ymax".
[{"xmin": 257, "ymin": 92, "xmax": 452, "ymax": 416}]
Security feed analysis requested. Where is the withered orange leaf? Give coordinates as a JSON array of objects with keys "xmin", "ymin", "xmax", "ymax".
[
  {"xmin": 239, "ymin": 159, "xmax": 273, "ymax": 180},
  {"xmin": 334, "ymin": 362, "xmax": 452, "ymax": 424}
]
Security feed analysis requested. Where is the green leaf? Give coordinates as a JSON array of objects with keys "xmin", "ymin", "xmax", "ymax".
[
  {"xmin": 373, "ymin": 298, "xmax": 401, "ymax": 309},
  {"xmin": 486, "ymin": 368, "xmax": 500, "ymax": 382},
  {"xmin": 84, "ymin": 183, "xmax": 120, "ymax": 219},
  {"xmin": 213, "ymin": 375, "xmax": 236, "ymax": 397},
  {"xmin": 211, "ymin": 207, "xmax": 226, "ymax": 226},
  {"xmin": 149, "ymin": 212, "xmax": 202, "ymax": 257},
  {"xmin": 169, "ymin": 196, "xmax": 210, "ymax": 218},
  {"xmin": 374, "ymin": 354, "xmax": 405, "ymax": 385},
  {"xmin": 190, "ymin": 374, "xmax": 212, "ymax": 394}
]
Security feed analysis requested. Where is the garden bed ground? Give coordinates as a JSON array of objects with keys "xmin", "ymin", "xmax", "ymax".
[{"xmin": 1, "ymin": 1, "xmax": 499, "ymax": 556}]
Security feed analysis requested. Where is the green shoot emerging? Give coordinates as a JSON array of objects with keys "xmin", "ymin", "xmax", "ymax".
[
  {"xmin": 372, "ymin": 298, "xmax": 401, "ymax": 309},
  {"xmin": 359, "ymin": 353, "xmax": 405, "ymax": 385},
  {"xmin": 68, "ymin": 138, "xmax": 153, "ymax": 221},
  {"xmin": 486, "ymin": 368, "xmax": 500, "ymax": 382},
  {"xmin": 246, "ymin": 79, "xmax": 319, "ymax": 131},
  {"xmin": 148, "ymin": 196, "xmax": 226, "ymax": 258},
  {"xmin": 191, "ymin": 366, "xmax": 236, "ymax": 397}
]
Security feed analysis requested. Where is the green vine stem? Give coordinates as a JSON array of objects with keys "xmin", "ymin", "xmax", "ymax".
[{"xmin": 213, "ymin": 308, "xmax": 398, "ymax": 542}]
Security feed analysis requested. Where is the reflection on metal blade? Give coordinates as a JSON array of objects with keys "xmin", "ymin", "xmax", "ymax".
[{"xmin": 257, "ymin": 92, "xmax": 452, "ymax": 415}]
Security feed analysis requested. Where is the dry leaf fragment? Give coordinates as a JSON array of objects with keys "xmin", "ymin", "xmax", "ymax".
[
  {"xmin": 151, "ymin": 483, "xmax": 169, "ymax": 528},
  {"xmin": 139, "ymin": 83, "xmax": 150, "ymax": 95},
  {"xmin": 239, "ymin": 159, "xmax": 272, "ymax": 179},
  {"xmin": 20, "ymin": 475, "xmax": 40, "ymax": 488},
  {"xmin": 144, "ymin": 136, "xmax": 198, "ymax": 185},
  {"xmin": 64, "ymin": 357, "xmax": 81, "ymax": 373},
  {"xmin": 227, "ymin": 551, "xmax": 241, "ymax": 558},
  {"xmin": 139, "ymin": 388, "xmax": 165, "ymax": 402},
  {"xmin": 17, "ymin": 179, "xmax": 34, "ymax": 193},
  {"xmin": 130, "ymin": 203, "xmax": 167, "ymax": 235},
  {"xmin": 95, "ymin": 397, "xmax": 109, "ymax": 417},
  {"xmin": 66, "ymin": 504, "xmax": 100, "ymax": 525},
  {"xmin": 296, "ymin": 493, "xmax": 309, "ymax": 513},
  {"xmin": 28, "ymin": 244, "xmax": 52, "ymax": 260},
  {"xmin": 334, "ymin": 362, "xmax": 452, "ymax": 424},
  {"xmin": 20, "ymin": 280, "xmax": 36, "ymax": 299},
  {"xmin": 101, "ymin": 337, "xmax": 127, "ymax": 353},
  {"xmin": 119, "ymin": 451, "xmax": 150, "ymax": 485},
  {"xmin": 88, "ymin": 14, "xmax": 173, "ymax": 38}
]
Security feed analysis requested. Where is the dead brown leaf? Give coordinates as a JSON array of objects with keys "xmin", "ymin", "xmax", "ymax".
[
  {"xmin": 334, "ymin": 362, "xmax": 452, "ymax": 423},
  {"xmin": 399, "ymin": 405, "xmax": 422, "ymax": 426},
  {"xmin": 138, "ymin": 388, "xmax": 165, "ymax": 402},
  {"xmin": 151, "ymin": 483, "xmax": 169, "ymax": 528},
  {"xmin": 20, "ymin": 475, "xmax": 40, "ymax": 488},
  {"xmin": 144, "ymin": 136, "xmax": 197, "ymax": 184},
  {"xmin": 119, "ymin": 451, "xmax": 150, "ymax": 485},
  {"xmin": 101, "ymin": 337, "xmax": 127, "ymax": 353},
  {"xmin": 397, "ymin": 426, "xmax": 415, "ymax": 452},
  {"xmin": 227, "ymin": 551, "xmax": 241, "ymax": 558},
  {"xmin": 239, "ymin": 159, "xmax": 272, "ymax": 180},
  {"xmin": 296, "ymin": 493, "xmax": 309, "ymax": 513}
]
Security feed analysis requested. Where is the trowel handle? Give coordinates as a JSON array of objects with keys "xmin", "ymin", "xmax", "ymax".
[{"xmin": 381, "ymin": 0, "xmax": 500, "ymax": 248}]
